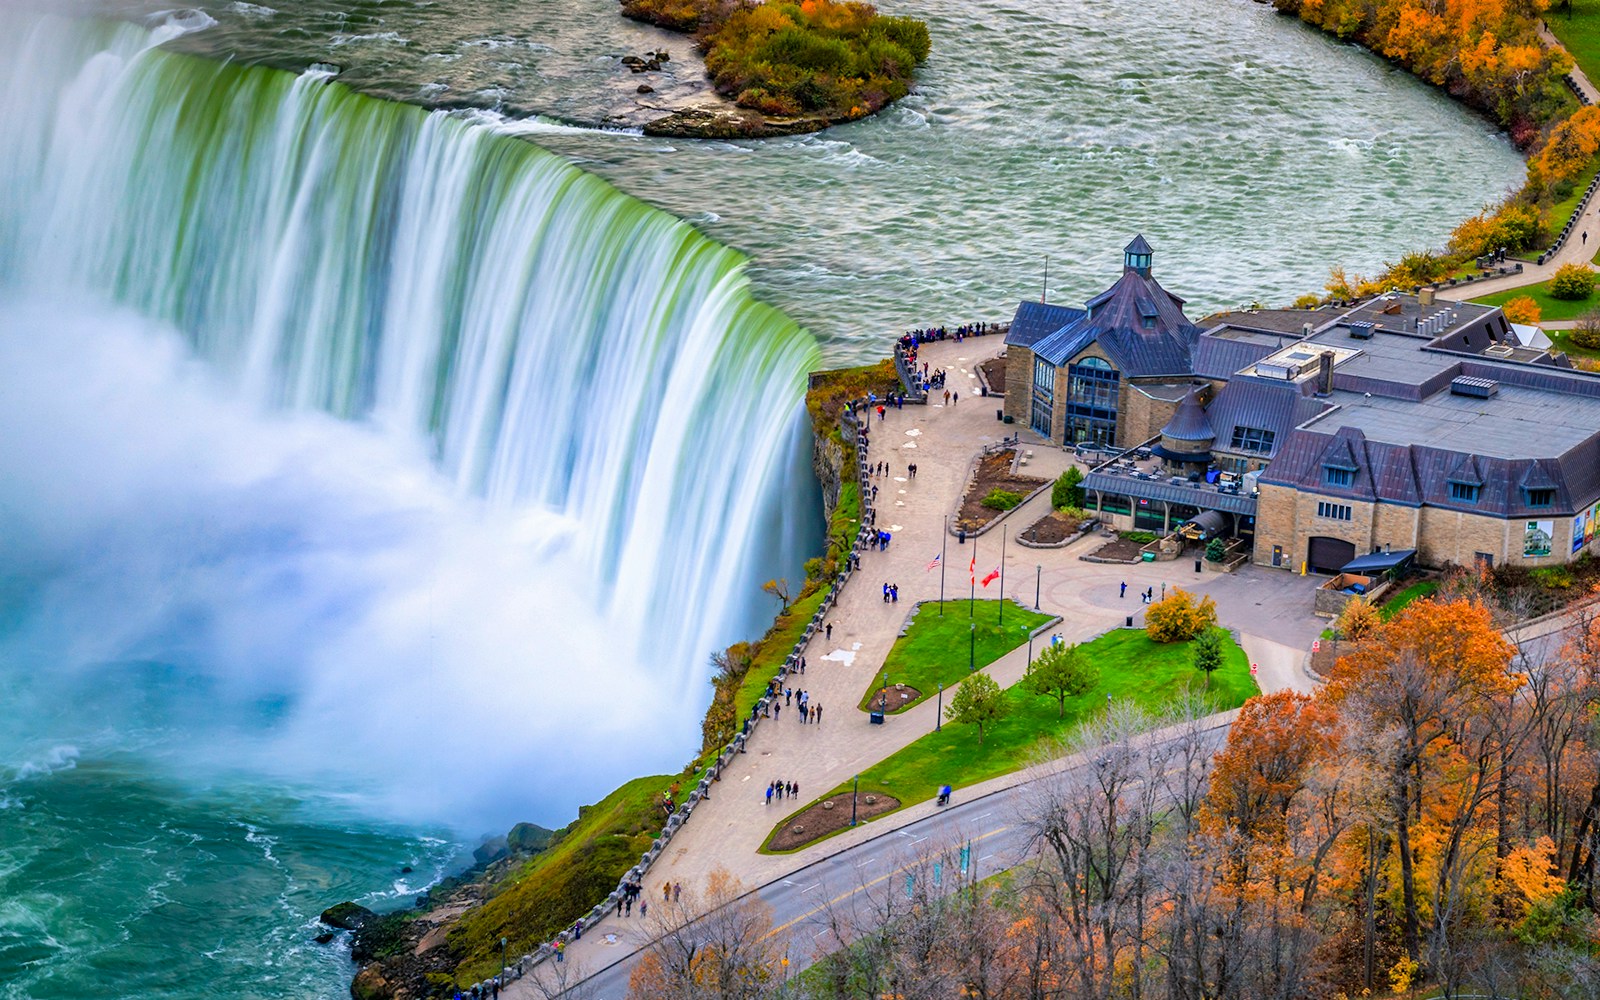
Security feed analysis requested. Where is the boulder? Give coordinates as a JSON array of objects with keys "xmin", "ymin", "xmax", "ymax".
[
  {"xmin": 472, "ymin": 836, "xmax": 509, "ymax": 866},
  {"xmin": 656, "ymin": 50, "xmax": 670, "ymax": 61},
  {"xmin": 637, "ymin": 84, "xmax": 654, "ymax": 94},
  {"xmin": 645, "ymin": 59, "xmax": 661, "ymax": 71},
  {"xmin": 321, "ymin": 901, "xmax": 377, "ymax": 931},
  {"xmin": 314, "ymin": 931, "xmax": 336, "ymax": 945},
  {"xmin": 350, "ymin": 965, "xmax": 393, "ymax": 1000}
]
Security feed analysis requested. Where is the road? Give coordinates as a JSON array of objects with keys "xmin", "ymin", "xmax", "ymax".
[{"xmin": 525, "ymin": 717, "xmax": 1233, "ymax": 999}]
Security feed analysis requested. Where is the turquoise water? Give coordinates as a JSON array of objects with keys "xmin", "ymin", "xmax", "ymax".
[{"xmin": 0, "ymin": 2, "xmax": 1528, "ymax": 998}]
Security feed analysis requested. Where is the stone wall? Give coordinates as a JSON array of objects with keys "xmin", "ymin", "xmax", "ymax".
[{"xmin": 1004, "ymin": 345, "xmax": 1034, "ymax": 426}]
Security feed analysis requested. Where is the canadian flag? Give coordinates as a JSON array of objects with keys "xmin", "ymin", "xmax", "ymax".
[
  {"xmin": 981, "ymin": 567, "xmax": 1001, "ymax": 588},
  {"xmin": 969, "ymin": 552, "xmax": 976, "ymax": 586}
]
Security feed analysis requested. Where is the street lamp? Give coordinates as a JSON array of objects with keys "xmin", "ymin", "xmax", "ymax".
[
  {"xmin": 500, "ymin": 936, "xmax": 507, "ymax": 985},
  {"xmin": 968, "ymin": 623, "xmax": 976, "ymax": 672},
  {"xmin": 850, "ymin": 774, "xmax": 860, "ymax": 826},
  {"xmin": 936, "ymin": 682, "xmax": 943, "ymax": 732},
  {"xmin": 1035, "ymin": 564, "xmax": 1042, "ymax": 610}
]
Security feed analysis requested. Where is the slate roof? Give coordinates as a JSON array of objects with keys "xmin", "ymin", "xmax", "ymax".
[
  {"xmin": 1004, "ymin": 301, "xmax": 1087, "ymax": 349},
  {"xmin": 1032, "ymin": 265, "xmax": 1204, "ymax": 376},
  {"xmin": 1162, "ymin": 389, "xmax": 1214, "ymax": 442},
  {"xmin": 1202, "ymin": 377, "xmax": 1331, "ymax": 460},
  {"xmin": 1193, "ymin": 332, "xmax": 1280, "ymax": 379},
  {"xmin": 1082, "ymin": 470, "xmax": 1259, "ymax": 515}
]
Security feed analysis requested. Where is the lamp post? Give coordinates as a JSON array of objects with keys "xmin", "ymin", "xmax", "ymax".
[
  {"xmin": 936, "ymin": 682, "xmax": 943, "ymax": 732},
  {"xmin": 969, "ymin": 623, "xmax": 976, "ymax": 672},
  {"xmin": 880, "ymin": 671, "xmax": 888, "ymax": 714},
  {"xmin": 500, "ymin": 937, "xmax": 507, "ymax": 985},
  {"xmin": 851, "ymin": 774, "xmax": 860, "ymax": 826},
  {"xmin": 1035, "ymin": 564, "xmax": 1042, "ymax": 610}
]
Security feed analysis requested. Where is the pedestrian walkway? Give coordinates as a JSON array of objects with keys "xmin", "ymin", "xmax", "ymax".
[{"xmin": 510, "ymin": 338, "xmax": 1326, "ymax": 993}]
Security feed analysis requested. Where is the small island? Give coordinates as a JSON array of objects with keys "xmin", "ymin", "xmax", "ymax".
[{"xmin": 620, "ymin": 0, "xmax": 930, "ymax": 137}]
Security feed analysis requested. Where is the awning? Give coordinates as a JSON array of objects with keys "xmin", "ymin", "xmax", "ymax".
[
  {"xmin": 1178, "ymin": 510, "xmax": 1227, "ymax": 540},
  {"xmin": 1340, "ymin": 548, "xmax": 1417, "ymax": 574}
]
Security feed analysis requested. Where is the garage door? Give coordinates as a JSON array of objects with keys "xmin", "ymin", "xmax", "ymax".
[{"xmin": 1307, "ymin": 536, "xmax": 1356, "ymax": 575}]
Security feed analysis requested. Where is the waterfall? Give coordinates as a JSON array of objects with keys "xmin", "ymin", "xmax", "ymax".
[{"xmin": 0, "ymin": 11, "xmax": 821, "ymax": 826}]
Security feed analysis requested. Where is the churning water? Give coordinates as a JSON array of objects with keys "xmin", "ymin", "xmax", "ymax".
[{"xmin": 0, "ymin": 1, "xmax": 1525, "ymax": 997}]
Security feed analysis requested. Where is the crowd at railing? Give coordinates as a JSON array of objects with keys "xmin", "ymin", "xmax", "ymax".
[{"xmin": 464, "ymin": 377, "xmax": 933, "ymax": 996}]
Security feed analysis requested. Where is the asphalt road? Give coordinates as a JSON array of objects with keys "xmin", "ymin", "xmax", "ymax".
[{"xmin": 557, "ymin": 720, "xmax": 1232, "ymax": 999}]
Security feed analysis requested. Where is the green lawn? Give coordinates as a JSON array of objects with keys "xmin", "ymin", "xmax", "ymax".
[
  {"xmin": 1547, "ymin": 6, "xmax": 1600, "ymax": 99},
  {"xmin": 770, "ymin": 629, "xmax": 1255, "ymax": 852},
  {"xmin": 1548, "ymin": 327, "xmax": 1600, "ymax": 360},
  {"xmin": 1472, "ymin": 281, "xmax": 1600, "ymax": 322},
  {"xmin": 1380, "ymin": 580, "xmax": 1439, "ymax": 620},
  {"xmin": 1548, "ymin": 159, "xmax": 1600, "ymax": 238},
  {"xmin": 857, "ymin": 599, "xmax": 1055, "ymax": 714}
]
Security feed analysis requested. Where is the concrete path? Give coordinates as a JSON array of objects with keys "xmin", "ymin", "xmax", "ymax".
[{"xmin": 507, "ymin": 338, "xmax": 1326, "ymax": 994}]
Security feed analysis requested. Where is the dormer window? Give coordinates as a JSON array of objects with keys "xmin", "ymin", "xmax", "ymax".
[
  {"xmin": 1324, "ymin": 467, "xmax": 1353, "ymax": 487},
  {"xmin": 1450, "ymin": 481, "xmax": 1481, "ymax": 503},
  {"xmin": 1526, "ymin": 488, "xmax": 1555, "ymax": 508}
]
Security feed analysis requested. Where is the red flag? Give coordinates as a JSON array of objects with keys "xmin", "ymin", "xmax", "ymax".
[
  {"xmin": 981, "ymin": 567, "xmax": 1000, "ymax": 587},
  {"xmin": 969, "ymin": 551, "xmax": 976, "ymax": 585}
]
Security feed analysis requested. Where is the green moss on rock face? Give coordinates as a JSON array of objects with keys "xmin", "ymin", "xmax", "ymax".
[{"xmin": 319, "ymin": 900, "xmax": 376, "ymax": 930}]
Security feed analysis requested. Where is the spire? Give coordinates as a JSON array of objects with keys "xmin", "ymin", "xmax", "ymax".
[{"xmin": 1124, "ymin": 234, "xmax": 1153, "ymax": 278}]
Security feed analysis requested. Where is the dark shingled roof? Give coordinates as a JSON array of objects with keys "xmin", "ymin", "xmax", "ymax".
[
  {"xmin": 1081, "ymin": 471, "xmax": 1260, "ymax": 515},
  {"xmin": 1162, "ymin": 389, "xmax": 1214, "ymax": 442},
  {"xmin": 1194, "ymin": 333, "xmax": 1279, "ymax": 379},
  {"xmin": 1202, "ymin": 377, "xmax": 1330, "ymax": 460},
  {"xmin": 1033, "ymin": 266, "xmax": 1203, "ymax": 376},
  {"xmin": 1125, "ymin": 234, "xmax": 1154, "ymax": 257},
  {"xmin": 1004, "ymin": 301, "xmax": 1086, "ymax": 349}
]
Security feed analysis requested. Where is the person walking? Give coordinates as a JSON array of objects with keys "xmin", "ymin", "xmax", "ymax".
[
  {"xmin": 1119, "ymin": 581, "xmax": 1127, "ymax": 599},
  {"xmin": 765, "ymin": 783, "xmax": 773, "ymax": 806},
  {"xmin": 825, "ymin": 621, "xmax": 833, "ymax": 641},
  {"xmin": 815, "ymin": 704, "xmax": 823, "ymax": 725}
]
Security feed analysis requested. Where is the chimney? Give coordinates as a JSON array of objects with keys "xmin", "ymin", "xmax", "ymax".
[
  {"xmin": 1419, "ymin": 286, "xmax": 1436, "ymax": 308},
  {"xmin": 1318, "ymin": 351, "xmax": 1334, "ymax": 395}
]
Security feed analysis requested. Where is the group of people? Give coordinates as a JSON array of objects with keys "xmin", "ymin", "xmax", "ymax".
[
  {"xmin": 897, "ymin": 321, "xmax": 995, "ymax": 348},
  {"xmin": 781, "ymin": 685, "xmax": 822, "ymax": 724},
  {"xmin": 614, "ymin": 879, "xmax": 648, "ymax": 918},
  {"xmin": 882, "ymin": 582, "xmax": 900, "ymax": 603},
  {"xmin": 1120, "ymin": 581, "xmax": 1161, "ymax": 604},
  {"xmin": 872, "ymin": 529, "xmax": 892, "ymax": 550},
  {"xmin": 765, "ymin": 778, "xmax": 801, "ymax": 805}
]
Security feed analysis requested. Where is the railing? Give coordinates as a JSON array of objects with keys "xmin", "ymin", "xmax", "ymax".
[{"xmin": 469, "ymin": 394, "xmax": 906, "ymax": 994}]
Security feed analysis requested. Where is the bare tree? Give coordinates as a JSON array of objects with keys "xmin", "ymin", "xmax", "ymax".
[{"xmin": 628, "ymin": 867, "xmax": 786, "ymax": 1000}]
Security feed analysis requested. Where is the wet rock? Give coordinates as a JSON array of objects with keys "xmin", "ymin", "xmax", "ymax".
[
  {"xmin": 399, "ymin": 865, "xmax": 412, "ymax": 874},
  {"xmin": 637, "ymin": 84, "xmax": 654, "ymax": 94},
  {"xmin": 314, "ymin": 931, "xmax": 337, "ymax": 945},
  {"xmin": 321, "ymin": 901, "xmax": 377, "ymax": 931},
  {"xmin": 656, "ymin": 49, "xmax": 670, "ymax": 61},
  {"xmin": 645, "ymin": 59, "xmax": 660, "ymax": 71},
  {"xmin": 351, "ymin": 965, "xmax": 393, "ymax": 1000},
  {"xmin": 621, "ymin": 55, "xmax": 644, "ymax": 66}
]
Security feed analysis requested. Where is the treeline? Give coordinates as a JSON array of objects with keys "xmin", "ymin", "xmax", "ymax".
[
  {"xmin": 1271, "ymin": 0, "xmax": 1592, "ymax": 300},
  {"xmin": 618, "ymin": 590, "xmax": 1600, "ymax": 999},
  {"xmin": 622, "ymin": 0, "xmax": 929, "ymax": 120}
]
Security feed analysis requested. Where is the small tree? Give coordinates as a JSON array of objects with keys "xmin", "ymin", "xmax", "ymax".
[
  {"xmin": 762, "ymin": 577, "xmax": 791, "ymax": 612},
  {"xmin": 1024, "ymin": 641, "xmax": 1100, "ymax": 718},
  {"xmin": 1191, "ymin": 626, "xmax": 1224, "ymax": 690},
  {"xmin": 1571, "ymin": 308, "xmax": 1600, "ymax": 350},
  {"xmin": 1204, "ymin": 537, "xmax": 1227, "ymax": 563},
  {"xmin": 1052, "ymin": 466, "xmax": 1084, "ymax": 510},
  {"xmin": 1334, "ymin": 597, "xmax": 1382, "ymax": 642},
  {"xmin": 981, "ymin": 489, "xmax": 1023, "ymax": 510},
  {"xmin": 945, "ymin": 672, "xmax": 1008, "ymax": 745},
  {"xmin": 1550, "ymin": 263, "xmax": 1595, "ymax": 301},
  {"xmin": 1145, "ymin": 588, "xmax": 1218, "ymax": 643},
  {"xmin": 1501, "ymin": 294, "xmax": 1541, "ymax": 325}
]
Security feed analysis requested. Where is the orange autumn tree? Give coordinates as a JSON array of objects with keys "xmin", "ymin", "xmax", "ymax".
[{"xmin": 1326, "ymin": 596, "xmax": 1521, "ymax": 970}]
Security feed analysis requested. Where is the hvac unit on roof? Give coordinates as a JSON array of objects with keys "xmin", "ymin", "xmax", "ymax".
[
  {"xmin": 1484, "ymin": 345, "xmax": 1516, "ymax": 359},
  {"xmin": 1347, "ymin": 321, "xmax": 1375, "ymax": 339},
  {"xmin": 1450, "ymin": 376, "xmax": 1499, "ymax": 399}
]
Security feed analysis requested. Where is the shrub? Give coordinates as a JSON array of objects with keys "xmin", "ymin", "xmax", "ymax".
[
  {"xmin": 1052, "ymin": 467, "xmax": 1084, "ymax": 510},
  {"xmin": 1501, "ymin": 295, "xmax": 1541, "ymax": 325},
  {"xmin": 1121, "ymin": 530, "xmax": 1158, "ymax": 544},
  {"xmin": 981, "ymin": 489, "xmax": 1024, "ymax": 511},
  {"xmin": 1204, "ymin": 537, "xmax": 1226, "ymax": 563},
  {"xmin": 1549, "ymin": 263, "xmax": 1595, "ymax": 301},
  {"xmin": 1334, "ymin": 597, "xmax": 1381, "ymax": 641},
  {"xmin": 1292, "ymin": 293, "xmax": 1324, "ymax": 309},
  {"xmin": 1145, "ymin": 588, "xmax": 1218, "ymax": 643},
  {"xmin": 1570, "ymin": 309, "xmax": 1600, "ymax": 350},
  {"xmin": 1533, "ymin": 565, "xmax": 1577, "ymax": 589}
]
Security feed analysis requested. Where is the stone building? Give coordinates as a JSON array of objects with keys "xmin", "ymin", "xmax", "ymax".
[{"xmin": 1003, "ymin": 241, "xmax": 1600, "ymax": 573}]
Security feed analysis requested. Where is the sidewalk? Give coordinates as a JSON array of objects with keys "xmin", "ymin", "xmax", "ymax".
[{"xmin": 513, "ymin": 339, "xmax": 1326, "ymax": 990}]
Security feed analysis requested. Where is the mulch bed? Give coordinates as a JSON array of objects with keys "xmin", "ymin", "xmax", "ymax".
[
  {"xmin": 955, "ymin": 451, "xmax": 1048, "ymax": 533},
  {"xmin": 1019, "ymin": 509, "xmax": 1084, "ymax": 545},
  {"xmin": 766, "ymin": 792, "xmax": 903, "ymax": 852},
  {"xmin": 861, "ymin": 684, "xmax": 923, "ymax": 714},
  {"xmin": 1087, "ymin": 537, "xmax": 1147, "ymax": 562},
  {"xmin": 979, "ymin": 357, "xmax": 1006, "ymax": 394}
]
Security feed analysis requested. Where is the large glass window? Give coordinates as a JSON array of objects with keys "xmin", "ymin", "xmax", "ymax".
[
  {"xmin": 1230, "ymin": 426, "xmax": 1275, "ymax": 454},
  {"xmin": 1065, "ymin": 357, "xmax": 1118, "ymax": 447},
  {"xmin": 1030, "ymin": 358, "xmax": 1054, "ymax": 438}
]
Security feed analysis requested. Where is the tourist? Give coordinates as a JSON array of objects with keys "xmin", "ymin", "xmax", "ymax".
[
  {"xmin": 1120, "ymin": 581, "xmax": 1127, "ymax": 598},
  {"xmin": 639, "ymin": 900, "xmax": 647, "ymax": 920},
  {"xmin": 883, "ymin": 582, "xmax": 890, "ymax": 602},
  {"xmin": 891, "ymin": 583, "xmax": 898, "ymax": 602},
  {"xmin": 953, "ymin": 390, "xmax": 959, "ymax": 405},
  {"xmin": 826, "ymin": 621, "xmax": 833, "ymax": 640},
  {"xmin": 765, "ymin": 783, "xmax": 773, "ymax": 806},
  {"xmin": 663, "ymin": 883, "xmax": 671, "ymax": 902},
  {"xmin": 624, "ymin": 896, "xmax": 632, "ymax": 917},
  {"xmin": 788, "ymin": 781, "xmax": 797, "ymax": 798},
  {"xmin": 943, "ymin": 389, "xmax": 950, "ymax": 405},
  {"xmin": 673, "ymin": 882, "xmax": 682, "ymax": 903},
  {"xmin": 785, "ymin": 687, "xmax": 792, "ymax": 705},
  {"xmin": 816, "ymin": 704, "xmax": 823, "ymax": 724},
  {"xmin": 799, "ymin": 655, "xmax": 806, "ymax": 674},
  {"xmin": 573, "ymin": 918, "xmax": 583, "ymax": 940}
]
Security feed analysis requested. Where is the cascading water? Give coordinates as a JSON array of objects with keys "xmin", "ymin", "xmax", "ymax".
[{"xmin": 0, "ymin": 10, "xmax": 821, "ymax": 829}]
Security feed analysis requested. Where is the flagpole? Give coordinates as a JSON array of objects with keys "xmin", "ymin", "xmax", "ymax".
[
  {"xmin": 939, "ymin": 516, "xmax": 948, "ymax": 616},
  {"xmin": 999, "ymin": 530, "xmax": 1006, "ymax": 626}
]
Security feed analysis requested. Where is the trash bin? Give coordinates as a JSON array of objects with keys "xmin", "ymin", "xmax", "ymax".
[
  {"xmin": 1141, "ymin": 551, "xmax": 1155, "ymax": 562},
  {"xmin": 958, "ymin": 528, "xmax": 967, "ymax": 544},
  {"xmin": 980, "ymin": 385, "xmax": 989, "ymax": 397},
  {"xmin": 1003, "ymin": 414, "xmax": 1014, "ymax": 424},
  {"xmin": 1195, "ymin": 558, "xmax": 1203, "ymax": 573},
  {"xmin": 1125, "ymin": 615, "xmax": 1133, "ymax": 628},
  {"xmin": 869, "ymin": 711, "xmax": 885, "ymax": 725},
  {"xmin": 996, "ymin": 408, "xmax": 1003, "ymax": 421}
]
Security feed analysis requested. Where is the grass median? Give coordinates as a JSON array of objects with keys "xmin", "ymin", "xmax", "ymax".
[
  {"xmin": 767, "ymin": 627, "xmax": 1255, "ymax": 852},
  {"xmin": 856, "ymin": 599, "xmax": 1056, "ymax": 714}
]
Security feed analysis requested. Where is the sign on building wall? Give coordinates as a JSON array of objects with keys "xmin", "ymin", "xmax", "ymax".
[
  {"xmin": 1524, "ymin": 520, "xmax": 1554, "ymax": 558},
  {"xmin": 1575, "ymin": 504, "xmax": 1600, "ymax": 554}
]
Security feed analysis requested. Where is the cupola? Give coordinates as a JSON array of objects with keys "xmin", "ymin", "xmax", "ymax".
[{"xmin": 1123, "ymin": 234, "xmax": 1154, "ymax": 278}]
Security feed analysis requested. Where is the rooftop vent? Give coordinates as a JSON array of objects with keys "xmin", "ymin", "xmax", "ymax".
[
  {"xmin": 1348, "ymin": 321, "xmax": 1375, "ymax": 340},
  {"xmin": 1484, "ymin": 344, "xmax": 1516, "ymax": 359},
  {"xmin": 1451, "ymin": 376, "xmax": 1499, "ymax": 399}
]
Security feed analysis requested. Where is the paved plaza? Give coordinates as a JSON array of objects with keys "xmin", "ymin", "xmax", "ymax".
[{"xmin": 512, "ymin": 338, "xmax": 1325, "ymax": 991}]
